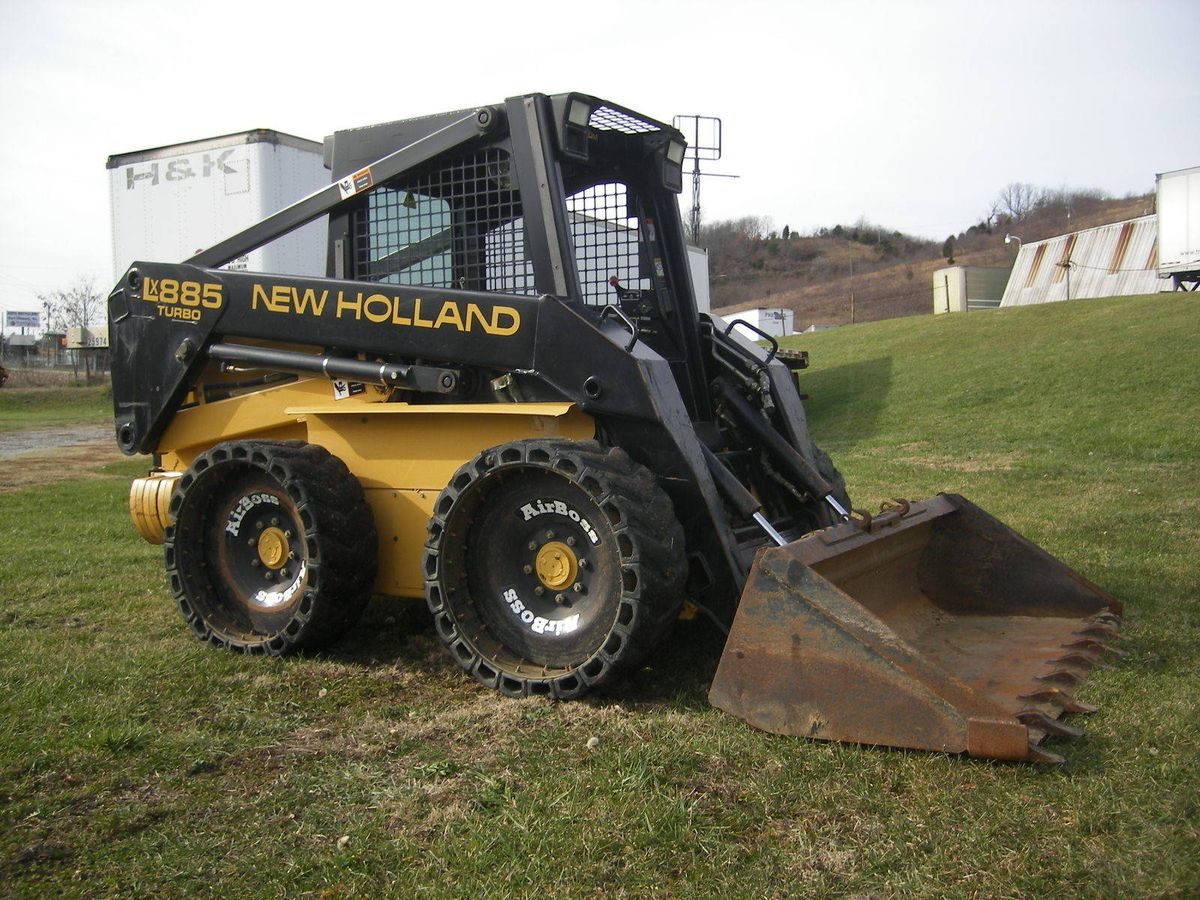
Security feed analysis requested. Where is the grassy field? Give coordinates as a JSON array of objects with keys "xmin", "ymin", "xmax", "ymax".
[
  {"xmin": 0, "ymin": 385, "xmax": 110, "ymax": 432},
  {"xmin": 1, "ymin": 294, "xmax": 1197, "ymax": 896}
]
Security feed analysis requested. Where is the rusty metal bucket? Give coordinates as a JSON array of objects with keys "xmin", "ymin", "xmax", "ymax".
[{"xmin": 709, "ymin": 494, "xmax": 1122, "ymax": 763}]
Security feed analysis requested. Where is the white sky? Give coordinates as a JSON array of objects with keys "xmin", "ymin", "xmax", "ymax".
[{"xmin": 1, "ymin": 0, "xmax": 1197, "ymax": 320}]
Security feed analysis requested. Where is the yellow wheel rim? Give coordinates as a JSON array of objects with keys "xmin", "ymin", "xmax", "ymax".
[
  {"xmin": 534, "ymin": 541, "xmax": 578, "ymax": 591},
  {"xmin": 257, "ymin": 526, "xmax": 289, "ymax": 570}
]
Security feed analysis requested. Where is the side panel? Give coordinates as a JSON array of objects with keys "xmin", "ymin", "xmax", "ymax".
[
  {"xmin": 302, "ymin": 404, "xmax": 594, "ymax": 597},
  {"xmin": 154, "ymin": 388, "xmax": 594, "ymax": 599}
]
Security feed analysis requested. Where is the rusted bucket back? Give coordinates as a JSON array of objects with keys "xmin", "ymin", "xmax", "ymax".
[{"xmin": 709, "ymin": 494, "xmax": 1121, "ymax": 763}]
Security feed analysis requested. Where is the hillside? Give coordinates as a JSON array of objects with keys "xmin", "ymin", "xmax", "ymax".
[{"xmin": 710, "ymin": 193, "xmax": 1156, "ymax": 331}]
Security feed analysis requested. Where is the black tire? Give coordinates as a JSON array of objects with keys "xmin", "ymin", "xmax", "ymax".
[
  {"xmin": 165, "ymin": 440, "xmax": 377, "ymax": 655},
  {"xmin": 812, "ymin": 442, "xmax": 850, "ymax": 511},
  {"xmin": 424, "ymin": 439, "xmax": 687, "ymax": 699}
]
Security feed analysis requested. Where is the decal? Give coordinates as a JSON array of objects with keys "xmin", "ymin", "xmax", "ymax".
[
  {"xmin": 124, "ymin": 150, "xmax": 242, "ymax": 189},
  {"xmin": 337, "ymin": 166, "xmax": 374, "ymax": 199},
  {"xmin": 143, "ymin": 278, "xmax": 224, "ymax": 322},
  {"xmin": 225, "ymin": 491, "xmax": 281, "ymax": 537},
  {"xmin": 503, "ymin": 588, "xmax": 580, "ymax": 636},
  {"xmin": 248, "ymin": 283, "xmax": 521, "ymax": 336},
  {"xmin": 253, "ymin": 562, "xmax": 307, "ymax": 609},
  {"xmin": 332, "ymin": 380, "xmax": 366, "ymax": 400},
  {"xmin": 518, "ymin": 499, "xmax": 600, "ymax": 545}
]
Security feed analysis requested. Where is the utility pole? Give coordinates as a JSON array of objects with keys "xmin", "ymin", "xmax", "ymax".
[{"xmin": 849, "ymin": 253, "xmax": 856, "ymax": 324}]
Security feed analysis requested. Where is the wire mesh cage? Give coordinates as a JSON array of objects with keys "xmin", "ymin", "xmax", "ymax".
[
  {"xmin": 566, "ymin": 182, "xmax": 645, "ymax": 306},
  {"xmin": 352, "ymin": 149, "xmax": 537, "ymax": 295}
]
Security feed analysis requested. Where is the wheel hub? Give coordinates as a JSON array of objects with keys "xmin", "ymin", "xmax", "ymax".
[
  {"xmin": 534, "ymin": 540, "xmax": 578, "ymax": 591},
  {"xmin": 256, "ymin": 526, "xmax": 289, "ymax": 570}
]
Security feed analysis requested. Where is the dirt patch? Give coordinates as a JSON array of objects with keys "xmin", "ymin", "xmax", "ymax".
[
  {"xmin": 0, "ymin": 425, "xmax": 121, "ymax": 492},
  {"xmin": 864, "ymin": 442, "xmax": 1023, "ymax": 473}
]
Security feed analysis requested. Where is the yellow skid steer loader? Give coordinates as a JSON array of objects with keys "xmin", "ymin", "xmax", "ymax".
[{"xmin": 108, "ymin": 93, "xmax": 1119, "ymax": 763}]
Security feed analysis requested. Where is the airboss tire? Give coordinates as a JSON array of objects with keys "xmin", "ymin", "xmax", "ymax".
[
  {"xmin": 165, "ymin": 440, "xmax": 377, "ymax": 655},
  {"xmin": 423, "ymin": 439, "xmax": 687, "ymax": 699}
]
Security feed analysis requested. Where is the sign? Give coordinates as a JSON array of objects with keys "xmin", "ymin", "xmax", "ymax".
[
  {"xmin": 66, "ymin": 326, "xmax": 109, "ymax": 349},
  {"xmin": 5, "ymin": 311, "xmax": 40, "ymax": 328}
]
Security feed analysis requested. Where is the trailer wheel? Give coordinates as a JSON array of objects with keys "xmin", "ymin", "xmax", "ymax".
[
  {"xmin": 165, "ymin": 440, "xmax": 377, "ymax": 655},
  {"xmin": 424, "ymin": 439, "xmax": 686, "ymax": 699}
]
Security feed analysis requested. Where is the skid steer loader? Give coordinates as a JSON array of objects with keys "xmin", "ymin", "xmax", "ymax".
[{"xmin": 109, "ymin": 93, "xmax": 1120, "ymax": 763}]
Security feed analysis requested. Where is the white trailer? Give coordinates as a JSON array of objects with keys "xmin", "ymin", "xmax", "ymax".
[
  {"xmin": 108, "ymin": 130, "xmax": 329, "ymax": 281},
  {"xmin": 1157, "ymin": 165, "xmax": 1200, "ymax": 289},
  {"xmin": 726, "ymin": 307, "xmax": 794, "ymax": 341}
]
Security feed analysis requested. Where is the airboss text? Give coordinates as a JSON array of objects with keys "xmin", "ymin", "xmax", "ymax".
[{"xmin": 250, "ymin": 285, "xmax": 520, "ymax": 336}]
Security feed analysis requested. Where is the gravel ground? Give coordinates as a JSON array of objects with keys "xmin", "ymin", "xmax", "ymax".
[{"xmin": 0, "ymin": 423, "xmax": 113, "ymax": 462}]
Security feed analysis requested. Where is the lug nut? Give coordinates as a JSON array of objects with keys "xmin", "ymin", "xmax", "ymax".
[
  {"xmin": 528, "ymin": 541, "xmax": 537, "ymax": 551},
  {"xmin": 248, "ymin": 537, "xmax": 257, "ymax": 547},
  {"xmin": 523, "ymin": 564, "xmax": 533, "ymax": 575},
  {"xmin": 256, "ymin": 521, "xmax": 264, "ymax": 531},
  {"xmin": 573, "ymin": 583, "xmax": 583, "ymax": 593},
  {"xmin": 270, "ymin": 517, "xmax": 279, "ymax": 526},
  {"xmin": 579, "ymin": 558, "xmax": 588, "ymax": 569},
  {"xmin": 566, "ymin": 536, "xmax": 576, "ymax": 547},
  {"xmin": 284, "ymin": 530, "xmax": 293, "ymax": 539},
  {"xmin": 555, "ymin": 593, "xmax": 566, "ymax": 604},
  {"xmin": 288, "ymin": 550, "xmax": 296, "ymax": 560},
  {"xmin": 545, "ymin": 530, "xmax": 555, "ymax": 540},
  {"xmin": 264, "ymin": 572, "xmax": 274, "ymax": 581},
  {"xmin": 534, "ymin": 586, "xmax": 545, "ymax": 596},
  {"xmin": 250, "ymin": 559, "xmax": 260, "ymax": 567}
]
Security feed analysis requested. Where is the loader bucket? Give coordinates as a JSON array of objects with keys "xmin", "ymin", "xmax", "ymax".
[{"xmin": 709, "ymin": 494, "xmax": 1122, "ymax": 763}]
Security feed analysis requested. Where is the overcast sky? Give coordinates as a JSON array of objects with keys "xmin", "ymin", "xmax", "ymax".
[{"xmin": 1, "ymin": 0, "xmax": 1197, "ymax": 321}]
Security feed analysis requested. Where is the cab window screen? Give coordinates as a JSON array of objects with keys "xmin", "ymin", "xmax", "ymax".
[
  {"xmin": 566, "ymin": 182, "xmax": 647, "ymax": 306},
  {"xmin": 351, "ymin": 148, "xmax": 537, "ymax": 294}
]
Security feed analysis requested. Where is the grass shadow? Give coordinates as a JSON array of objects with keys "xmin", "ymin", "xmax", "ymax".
[
  {"xmin": 320, "ymin": 595, "xmax": 728, "ymax": 715},
  {"xmin": 800, "ymin": 355, "xmax": 894, "ymax": 447}
]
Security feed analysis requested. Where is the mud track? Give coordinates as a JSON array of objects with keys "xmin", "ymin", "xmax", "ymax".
[{"xmin": 0, "ymin": 424, "xmax": 124, "ymax": 492}]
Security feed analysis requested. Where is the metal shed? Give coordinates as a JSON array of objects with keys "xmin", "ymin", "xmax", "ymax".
[
  {"xmin": 933, "ymin": 266, "xmax": 1011, "ymax": 314},
  {"xmin": 1000, "ymin": 215, "xmax": 1167, "ymax": 307}
]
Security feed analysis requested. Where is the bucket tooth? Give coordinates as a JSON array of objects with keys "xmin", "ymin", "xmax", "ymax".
[
  {"xmin": 1015, "ymin": 709, "xmax": 1085, "ymax": 739},
  {"xmin": 1036, "ymin": 668, "xmax": 1084, "ymax": 686},
  {"xmin": 1026, "ymin": 743, "xmax": 1067, "ymax": 765},
  {"xmin": 1064, "ymin": 638, "xmax": 1126, "ymax": 658},
  {"xmin": 1017, "ymin": 688, "xmax": 1099, "ymax": 714},
  {"xmin": 1047, "ymin": 652, "xmax": 1107, "ymax": 670},
  {"xmin": 1076, "ymin": 624, "xmax": 1121, "ymax": 641}
]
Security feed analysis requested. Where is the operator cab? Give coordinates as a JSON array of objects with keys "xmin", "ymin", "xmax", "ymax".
[{"xmin": 323, "ymin": 93, "xmax": 706, "ymax": 414}]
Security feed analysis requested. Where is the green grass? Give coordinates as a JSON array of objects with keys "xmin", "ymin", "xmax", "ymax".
[
  {"xmin": 2, "ymin": 294, "xmax": 1198, "ymax": 896},
  {"xmin": 0, "ymin": 386, "xmax": 110, "ymax": 432}
]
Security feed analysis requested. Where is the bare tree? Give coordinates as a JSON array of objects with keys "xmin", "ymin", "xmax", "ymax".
[
  {"xmin": 38, "ymin": 276, "xmax": 103, "ymax": 382},
  {"xmin": 994, "ymin": 183, "xmax": 1044, "ymax": 222}
]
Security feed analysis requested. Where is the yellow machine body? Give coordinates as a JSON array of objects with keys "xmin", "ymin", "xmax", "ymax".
[{"xmin": 130, "ymin": 376, "xmax": 594, "ymax": 598}]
